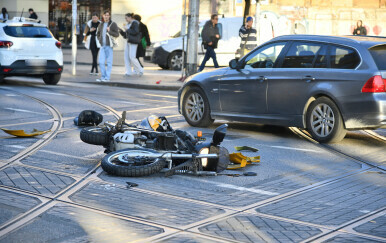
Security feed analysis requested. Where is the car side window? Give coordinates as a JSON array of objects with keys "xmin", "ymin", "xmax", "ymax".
[
  {"xmin": 329, "ymin": 45, "xmax": 360, "ymax": 69},
  {"xmin": 282, "ymin": 42, "xmax": 324, "ymax": 68},
  {"xmin": 244, "ymin": 42, "xmax": 286, "ymax": 69}
]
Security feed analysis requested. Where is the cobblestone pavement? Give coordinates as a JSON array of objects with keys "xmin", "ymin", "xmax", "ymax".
[{"xmin": 0, "ymin": 83, "xmax": 385, "ymax": 242}]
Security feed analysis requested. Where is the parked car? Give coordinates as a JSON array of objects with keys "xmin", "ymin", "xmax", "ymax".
[
  {"xmin": 178, "ymin": 35, "xmax": 386, "ymax": 143},
  {"xmin": 145, "ymin": 17, "xmax": 242, "ymax": 70},
  {"xmin": 0, "ymin": 17, "xmax": 63, "ymax": 85}
]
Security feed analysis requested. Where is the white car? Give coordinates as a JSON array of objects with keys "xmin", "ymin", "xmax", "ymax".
[{"xmin": 0, "ymin": 17, "xmax": 63, "ymax": 85}]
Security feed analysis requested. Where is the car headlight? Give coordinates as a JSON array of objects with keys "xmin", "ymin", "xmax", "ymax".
[{"xmin": 199, "ymin": 147, "xmax": 210, "ymax": 167}]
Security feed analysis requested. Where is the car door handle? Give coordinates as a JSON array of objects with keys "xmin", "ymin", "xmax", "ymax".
[
  {"xmin": 259, "ymin": 76, "xmax": 268, "ymax": 82},
  {"xmin": 302, "ymin": 76, "xmax": 315, "ymax": 83}
]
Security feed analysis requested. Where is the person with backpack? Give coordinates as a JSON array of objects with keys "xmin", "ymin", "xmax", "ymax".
[
  {"xmin": 96, "ymin": 10, "xmax": 119, "ymax": 82},
  {"xmin": 134, "ymin": 14, "xmax": 151, "ymax": 68},
  {"xmin": 238, "ymin": 16, "xmax": 257, "ymax": 57},
  {"xmin": 83, "ymin": 12, "xmax": 101, "ymax": 75},
  {"xmin": 119, "ymin": 13, "xmax": 143, "ymax": 77},
  {"xmin": 198, "ymin": 14, "xmax": 221, "ymax": 72}
]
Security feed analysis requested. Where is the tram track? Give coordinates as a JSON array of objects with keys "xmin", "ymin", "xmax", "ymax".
[{"xmin": 0, "ymin": 85, "xmax": 385, "ymax": 242}]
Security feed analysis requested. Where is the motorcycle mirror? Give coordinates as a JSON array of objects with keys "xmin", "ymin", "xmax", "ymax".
[{"xmin": 212, "ymin": 124, "xmax": 228, "ymax": 146}]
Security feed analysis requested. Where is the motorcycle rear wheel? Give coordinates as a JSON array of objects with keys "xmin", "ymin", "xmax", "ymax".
[
  {"xmin": 80, "ymin": 126, "xmax": 109, "ymax": 146},
  {"xmin": 101, "ymin": 148, "xmax": 165, "ymax": 177}
]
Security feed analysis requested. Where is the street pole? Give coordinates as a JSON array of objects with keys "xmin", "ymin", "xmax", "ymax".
[
  {"xmin": 254, "ymin": 0, "xmax": 260, "ymax": 45},
  {"xmin": 72, "ymin": 0, "xmax": 77, "ymax": 76},
  {"xmin": 186, "ymin": 0, "xmax": 200, "ymax": 77},
  {"xmin": 179, "ymin": 0, "xmax": 187, "ymax": 80}
]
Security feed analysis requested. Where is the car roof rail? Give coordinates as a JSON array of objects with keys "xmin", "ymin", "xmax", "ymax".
[{"xmin": 11, "ymin": 17, "xmax": 41, "ymax": 23}]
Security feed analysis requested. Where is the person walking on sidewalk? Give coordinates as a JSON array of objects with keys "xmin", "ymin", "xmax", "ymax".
[
  {"xmin": 238, "ymin": 16, "xmax": 257, "ymax": 57},
  {"xmin": 119, "ymin": 13, "xmax": 143, "ymax": 77},
  {"xmin": 83, "ymin": 12, "xmax": 101, "ymax": 75},
  {"xmin": 96, "ymin": 10, "xmax": 119, "ymax": 82},
  {"xmin": 134, "ymin": 14, "xmax": 151, "ymax": 68},
  {"xmin": 198, "ymin": 14, "xmax": 220, "ymax": 72},
  {"xmin": 28, "ymin": 8, "xmax": 38, "ymax": 20}
]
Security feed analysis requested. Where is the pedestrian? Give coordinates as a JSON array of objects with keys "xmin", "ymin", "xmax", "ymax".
[
  {"xmin": 238, "ymin": 16, "xmax": 257, "ymax": 57},
  {"xmin": 83, "ymin": 12, "xmax": 101, "ymax": 76},
  {"xmin": 353, "ymin": 20, "xmax": 367, "ymax": 36},
  {"xmin": 96, "ymin": 10, "xmax": 119, "ymax": 82},
  {"xmin": 119, "ymin": 13, "xmax": 144, "ymax": 77},
  {"xmin": 133, "ymin": 14, "xmax": 151, "ymax": 68},
  {"xmin": 0, "ymin": 8, "xmax": 8, "ymax": 21},
  {"xmin": 198, "ymin": 14, "xmax": 220, "ymax": 72},
  {"xmin": 28, "ymin": 8, "xmax": 38, "ymax": 20}
]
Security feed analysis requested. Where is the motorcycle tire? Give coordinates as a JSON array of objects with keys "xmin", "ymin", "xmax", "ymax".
[
  {"xmin": 80, "ymin": 126, "xmax": 109, "ymax": 146},
  {"xmin": 101, "ymin": 148, "xmax": 166, "ymax": 177}
]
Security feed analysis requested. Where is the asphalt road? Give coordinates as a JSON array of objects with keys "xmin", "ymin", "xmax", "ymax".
[{"xmin": 0, "ymin": 77, "xmax": 385, "ymax": 243}]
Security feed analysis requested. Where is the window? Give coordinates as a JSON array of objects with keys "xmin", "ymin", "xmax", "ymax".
[
  {"xmin": 244, "ymin": 42, "xmax": 286, "ymax": 69},
  {"xmin": 369, "ymin": 45, "xmax": 386, "ymax": 70},
  {"xmin": 329, "ymin": 45, "xmax": 360, "ymax": 69},
  {"xmin": 282, "ymin": 42, "xmax": 324, "ymax": 68},
  {"xmin": 3, "ymin": 26, "xmax": 52, "ymax": 38}
]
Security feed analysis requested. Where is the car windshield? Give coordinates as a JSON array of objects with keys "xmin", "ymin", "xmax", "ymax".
[
  {"xmin": 3, "ymin": 26, "xmax": 52, "ymax": 38},
  {"xmin": 369, "ymin": 44, "xmax": 386, "ymax": 70}
]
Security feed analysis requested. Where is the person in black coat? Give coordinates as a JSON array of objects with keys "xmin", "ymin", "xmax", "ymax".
[
  {"xmin": 134, "ymin": 14, "xmax": 151, "ymax": 67},
  {"xmin": 353, "ymin": 20, "xmax": 367, "ymax": 36},
  {"xmin": 198, "ymin": 14, "xmax": 220, "ymax": 72},
  {"xmin": 28, "ymin": 8, "xmax": 38, "ymax": 19}
]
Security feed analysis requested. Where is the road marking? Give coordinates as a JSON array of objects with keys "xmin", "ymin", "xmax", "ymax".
[
  {"xmin": 270, "ymin": 145, "xmax": 321, "ymax": 153},
  {"xmin": 182, "ymin": 176, "xmax": 279, "ymax": 196},
  {"xmin": 5, "ymin": 94, "xmax": 19, "ymax": 97},
  {"xmin": 123, "ymin": 105, "xmax": 177, "ymax": 113},
  {"xmin": 120, "ymin": 101, "xmax": 145, "ymax": 106},
  {"xmin": 35, "ymin": 91, "xmax": 65, "ymax": 96},
  {"xmin": 6, "ymin": 145, "xmax": 96, "ymax": 161},
  {"xmin": 144, "ymin": 93, "xmax": 177, "ymax": 99},
  {"xmin": 4, "ymin": 108, "xmax": 47, "ymax": 115}
]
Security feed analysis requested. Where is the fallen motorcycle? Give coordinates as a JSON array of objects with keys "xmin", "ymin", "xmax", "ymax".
[{"xmin": 80, "ymin": 111, "xmax": 230, "ymax": 177}]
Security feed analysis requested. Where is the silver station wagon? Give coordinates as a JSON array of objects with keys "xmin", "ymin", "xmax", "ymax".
[{"xmin": 178, "ymin": 35, "xmax": 386, "ymax": 143}]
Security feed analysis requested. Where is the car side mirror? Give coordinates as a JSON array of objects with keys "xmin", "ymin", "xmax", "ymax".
[{"xmin": 229, "ymin": 59, "xmax": 238, "ymax": 69}]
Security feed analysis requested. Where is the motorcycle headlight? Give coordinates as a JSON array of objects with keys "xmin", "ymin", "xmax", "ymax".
[{"xmin": 199, "ymin": 147, "xmax": 210, "ymax": 167}]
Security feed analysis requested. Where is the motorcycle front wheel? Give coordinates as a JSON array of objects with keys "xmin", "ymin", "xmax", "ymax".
[{"xmin": 101, "ymin": 148, "xmax": 165, "ymax": 177}]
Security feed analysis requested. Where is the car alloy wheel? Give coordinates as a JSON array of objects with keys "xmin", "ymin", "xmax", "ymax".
[
  {"xmin": 310, "ymin": 103, "xmax": 335, "ymax": 137},
  {"xmin": 185, "ymin": 92, "xmax": 205, "ymax": 122},
  {"xmin": 169, "ymin": 51, "xmax": 183, "ymax": 70}
]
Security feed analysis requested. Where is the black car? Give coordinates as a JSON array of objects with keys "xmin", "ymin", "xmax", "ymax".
[{"xmin": 178, "ymin": 35, "xmax": 386, "ymax": 143}]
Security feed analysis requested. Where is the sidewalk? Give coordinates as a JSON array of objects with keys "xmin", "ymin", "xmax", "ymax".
[{"xmin": 62, "ymin": 49, "xmax": 184, "ymax": 91}]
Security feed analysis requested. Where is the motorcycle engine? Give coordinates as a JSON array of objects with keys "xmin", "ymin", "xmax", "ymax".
[{"xmin": 113, "ymin": 131, "xmax": 143, "ymax": 150}]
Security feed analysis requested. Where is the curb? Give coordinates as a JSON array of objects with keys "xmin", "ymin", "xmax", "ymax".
[{"xmin": 82, "ymin": 81, "xmax": 181, "ymax": 91}]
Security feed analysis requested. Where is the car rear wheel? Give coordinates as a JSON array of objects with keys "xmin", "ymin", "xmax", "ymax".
[
  {"xmin": 306, "ymin": 97, "xmax": 346, "ymax": 143},
  {"xmin": 182, "ymin": 87, "xmax": 214, "ymax": 127},
  {"xmin": 43, "ymin": 73, "xmax": 61, "ymax": 85},
  {"xmin": 0, "ymin": 75, "xmax": 4, "ymax": 84},
  {"xmin": 168, "ymin": 51, "xmax": 183, "ymax": 70}
]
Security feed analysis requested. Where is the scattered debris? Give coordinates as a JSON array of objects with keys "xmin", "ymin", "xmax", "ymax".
[
  {"xmin": 234, "ymin": 146, "xmax": 259, "ymax": 152},
  {"xmin": 227, "ymin": 152, "xmax": 260, "ymax": 169},
  {"xmin": 156, "ymin": 80, "xmax": 161, "ymax": 84},
  {"xmin": 74, "ymin": 110, "xmax": 103, "ymax": 126},
  {"xmin": 0, "ymin": 128, "xmax": 50, "ymax": 137},
  {"xmin": 243, "ymin": 172, "xmax": 257, "ymax": 176},
  {"xmin": 126, "ymin": 182, "xmax": 139, "ymax": 188}
]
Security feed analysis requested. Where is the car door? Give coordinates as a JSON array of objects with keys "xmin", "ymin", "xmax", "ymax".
[
  {"xmin": 267, "ymin": 41, "xmax": 328, "ymax": 121},
  {"xmin": 219, "ymin": 42, "xmax": 287, "ymax": 115}
]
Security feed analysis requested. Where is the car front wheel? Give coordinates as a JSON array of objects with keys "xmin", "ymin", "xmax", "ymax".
[
  {"xmin": 306, "ymin": 97, "xmax": 346, "ymax": 143},
  {"xmin": 182, "ymin": 87, "xmax": 214, "ymax": 127},
  {"xmin": 43, "ymin": 73, "xmax": 61, "ymax": 85}
]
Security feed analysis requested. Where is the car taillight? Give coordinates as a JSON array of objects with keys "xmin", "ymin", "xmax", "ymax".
[
  {"xmin": 361, "ymin": 75, "xmax": 386, "ymax": 93},
  {"xmin": 0, "ymin": 41, "xmax": 13, "ymax": 48},
  {"xmin": 55, "ymin": 41, "xmax": 62, "ymax": 49},
  {"xmin": 3, "ymin": 68, "xmax": 12, "ymax": 72}
]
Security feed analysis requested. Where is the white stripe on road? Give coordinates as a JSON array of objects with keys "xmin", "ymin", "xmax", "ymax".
[
  {"xmin": 121, "ymin": 101, "xmax": 145, "ymax": 106},
  {"xmin": 6, "ymin": 145, "xmax": 96, "ymax": 161},
  {"xmin": 4, "ymin": 108, "xmax": 47, "ymax": 115},
  {"xmin": 35, "ymin": 91, "xmax": 65, "ymax": 96},
  {"xmin": 270, "ymin": 145, "xmax": 321, "ymax": 153},
  {"xmin": 144, "ymin": 93, "xmax": 177, "ymax": 99},
  {"xmin": 181, "ymin": 176, "xmax": 279, "ymax": 196},
  {"xmin": 5, "ymin": 94, "xmax": 19, "ymax": 97}
]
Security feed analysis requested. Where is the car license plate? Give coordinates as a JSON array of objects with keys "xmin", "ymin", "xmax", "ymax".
[{"xmin": 25, "ymin": 59, "xmax": 47, "ymax": 66}]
